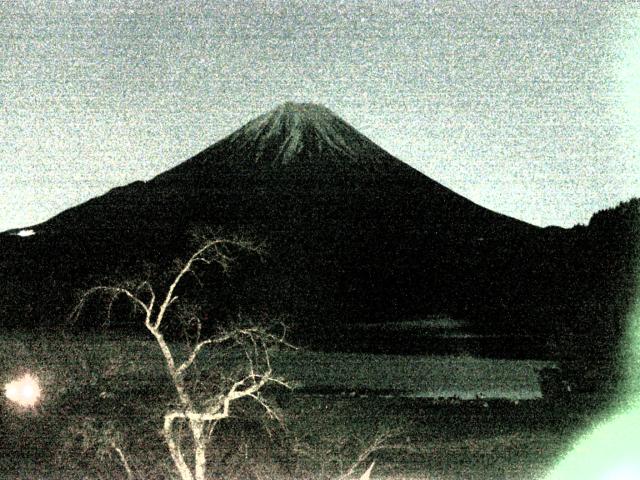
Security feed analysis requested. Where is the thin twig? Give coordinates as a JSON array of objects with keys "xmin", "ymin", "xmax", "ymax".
[{"xmin": 112, "ymin": 443, "xmax": 135, "ymax": 480}]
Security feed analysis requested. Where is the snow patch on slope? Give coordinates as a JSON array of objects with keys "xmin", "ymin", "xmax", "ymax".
[{"xmin": 14, "ymin": 229, "xmax": 36, "ymax": 237}]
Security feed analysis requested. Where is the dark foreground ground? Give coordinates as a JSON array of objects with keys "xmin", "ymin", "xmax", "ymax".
[{"xmin": 0, "ymin": 332, "xmax": 616, "ymax": 479}]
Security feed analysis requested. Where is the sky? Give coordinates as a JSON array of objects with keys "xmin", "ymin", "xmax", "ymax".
[{"xmin": 1, "ymin": 0, "xmax": 639, "ymax": 231}]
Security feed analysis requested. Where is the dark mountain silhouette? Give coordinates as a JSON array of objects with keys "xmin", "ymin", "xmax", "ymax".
[{"xmin": 1, "ymin": 103, "xmax": 638, "ymax": 392}]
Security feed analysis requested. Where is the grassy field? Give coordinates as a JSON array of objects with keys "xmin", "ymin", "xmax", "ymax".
[{"xmin": 0, "ymin": 331, "xmax": 612, "ymax": 479}]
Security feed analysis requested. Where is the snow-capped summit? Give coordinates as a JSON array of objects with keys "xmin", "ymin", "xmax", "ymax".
[
  {"xmin": 163, "ymin": 102, "xmax": 400, "ymax": 174},
  {"xmin": 224, "ymin": 102, "xmax": 394, "ymax": 167}
]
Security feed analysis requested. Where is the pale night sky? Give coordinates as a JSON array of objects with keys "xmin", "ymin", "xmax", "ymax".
[{"xmin": 1, "ymin": 0, "xmax": 639, "ymax": 231}]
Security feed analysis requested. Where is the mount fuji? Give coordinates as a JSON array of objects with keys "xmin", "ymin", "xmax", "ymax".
[{"xmin": 1, "ymin": 103, "xmax": 636, "ymax": 372}]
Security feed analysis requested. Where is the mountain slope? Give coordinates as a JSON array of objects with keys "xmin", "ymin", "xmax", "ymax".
[
  {"xmin": 3, "ymin": 102, "xmax": 634, "ymax": 372},
  {"xmin": 0, "ymin": 104, "xmax": 541, "ymax": 328}
]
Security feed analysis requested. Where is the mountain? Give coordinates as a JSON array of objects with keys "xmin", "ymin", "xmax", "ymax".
[{"xmin": 1, "ymin": 103, "xmax": 638, "ymax": 386}]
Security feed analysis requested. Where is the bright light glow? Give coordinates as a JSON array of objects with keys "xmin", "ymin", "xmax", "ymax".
[
  {"xmin": 545, "ymin": 409, "xmax": 640, "ymax": 480},
  {"xmin": 603, "ymin": 463, "xmax": 640, "ymax": 480},
  {"xmin": 15, "ymin": 229, "xmax": 35, "ymax": 237},
  {"xmin": 545, "ymin": 286, "xmax": 640, "ymax": 479},
  {"xmin": 4, "ymin": 373, "xmax": 42, "ymax": 408}
]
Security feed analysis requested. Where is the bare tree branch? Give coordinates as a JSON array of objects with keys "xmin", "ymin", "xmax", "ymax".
[
  {"xmin": 336, "ymin": 429, "xmax": 404, "ymax": 480},
  {"xmin": 175, "ymin": 332, "xmax": 234, "ymax": 376},
  {"xmin": 111, "ymin": 443, "xmax": 135, "ymax": 480}
]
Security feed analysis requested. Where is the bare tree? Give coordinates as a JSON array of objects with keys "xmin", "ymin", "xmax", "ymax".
[{"xmin": 72, "ymin": 237, "xmax": 292, "ymax": 480}]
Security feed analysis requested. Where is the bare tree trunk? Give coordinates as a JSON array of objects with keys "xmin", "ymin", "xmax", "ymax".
[
  {"xmin": 164, "ymin": 413, "xmax": 195, "ymax": 480},
  {"xmin": 191, "ymin": 418, "xmax": 207, "ymax": 480}
]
